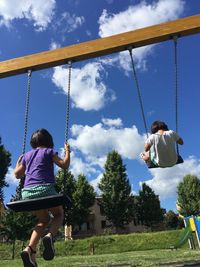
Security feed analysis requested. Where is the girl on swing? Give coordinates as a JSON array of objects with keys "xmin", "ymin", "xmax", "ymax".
[
  {"xmin": 14, "ymin": 128, "xmax": 70, "ymax": 267},
  {"xmin": 140, "ymin": 120, "xmax": 184, "ymax": 168}
]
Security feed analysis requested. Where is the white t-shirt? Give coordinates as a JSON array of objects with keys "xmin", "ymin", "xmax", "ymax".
[{"xmin": 145, "ymin": 130, "xmax": 180, "ymax": 167}]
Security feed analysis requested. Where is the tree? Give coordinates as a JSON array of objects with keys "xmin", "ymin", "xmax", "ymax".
[
  {"xmin": 55, "ymin": 170, "xmax": 95, "ymax": 229},
  {"xmin": 177, "ymin": 174, "xmax": 200, "ymax": 216},
  {"xmin": 0, "ymin": 210, "xmax": 36, "ymax": 259},
  {"xmin": 136, "ymin": 183, "xmax": 163, "ymax": 228},
  {"xmin": 73, "ymin": 174, "xmax": 96, "ymax": 228},
  {"xmin": 163, "ymin": 210, "xmax": 182, "ymax": 230},
  {"xmin": 0, "ymin": 137, "xmax": 11, "ymax": 200},
  {"xmin": 55, "ymin": 169, "xmax": 76, "ymax": 225},
  {"xmin": 98, "ymin": 150, "xmax": 134, "ymax": 230}
]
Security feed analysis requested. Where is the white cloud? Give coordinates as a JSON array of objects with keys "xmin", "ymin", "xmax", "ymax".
[
  {"xmin": 90, "ymin": 174, "xmax": 103, "ymax": 194},
  {"xmin": 49, "ymin": 41, "xmax": 61, "ymax": 50},
  {"xmin": 69, "ymin": 151, "xmax": 99, "ymax": 178},
  {"xmin": 141, "ymin": 156, "xmax": 200, "ymax": 199},
  {"xmin": 52, "ymin": 63, "xmax": 115, "ymax": 111},
  {"xmin": 0, "ymin": 0, "xmax": 56, "ymax": 31},
  {"xmin": 99, "ymin": 0, "xmax": 184, "ymax": 37},
  {"xmin": 102, "ymin": 117, "xmax": 122, "ymax": 127},
  {"xmin": 67, "ymin": 119, "xmax": 145, "ymax": 192},
  {"xmin": 86, "ymin": 30, "xmax": 92, "ymax": 36},
  {"xmin": 5, "ymin": 167, "xmax": 18, "ymax": 186},
  {"xmin": 70, "ymin": 120, "xmax": 144, "ymax": 163},
  {"xmin": 100, "ymin": 46, "xmax": 152, "ymax": 75},
  {"xmin": 98, "ymin": 0, "xmax": 185, "ymax": 72},
  {"xmin": 53, "ymin": 11, "xmax": 85, "ymax": 34}
]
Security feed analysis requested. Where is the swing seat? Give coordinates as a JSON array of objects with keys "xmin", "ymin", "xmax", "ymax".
[
  {"xmin": 147, "ymin": 155, "xmax": 184, "ymax": 169},
  {"xmin": 6, "ymin": 193, "xmax": 72, "ymax": 212}
]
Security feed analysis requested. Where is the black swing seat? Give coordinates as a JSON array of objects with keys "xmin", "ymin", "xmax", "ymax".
[
  {"xmin": 147, "ymin": 155, "xmax": 184, "ymax": 169},
  {"xmin": 6, "ymin": 193, "xmax": 72, "ymax": 212}
]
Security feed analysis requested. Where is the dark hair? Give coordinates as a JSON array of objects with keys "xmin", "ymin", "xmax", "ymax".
[
  {"xmin": 30, "ymin": 128, "xmax": 54, "ymax": 149},
  {"xmin": 151, "ymin": 121, "xmax": 169, "ymax": 134}
]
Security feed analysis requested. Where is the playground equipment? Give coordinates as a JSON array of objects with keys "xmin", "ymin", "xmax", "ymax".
[
  {"xmin": 174, "ymin": 216, "xmax": 200, "ymax": 249},
  {"xmin": 0, "ymin": 14, "xmax": 200, "ymax": 78},
  {"xmin": 6, "ymin": 62, "xmax": 72, "ymax": 212},
  {"xmin": 1, "ymin": 14, "xmax": 200, "ymax": 211}
]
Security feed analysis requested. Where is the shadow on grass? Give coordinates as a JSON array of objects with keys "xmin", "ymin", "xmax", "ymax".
[{"xmin": 159, "ymin": 260, "xmax": 200, "ymax": 266}]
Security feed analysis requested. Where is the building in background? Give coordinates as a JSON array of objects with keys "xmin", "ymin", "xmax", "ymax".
[{"xmin": 65, "ymin": 197, "xmax": 147, "ymax": 239}]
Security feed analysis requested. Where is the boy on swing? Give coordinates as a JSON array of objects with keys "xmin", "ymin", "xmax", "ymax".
[{"xmin": 140, "ymin": 120, "xmax": 184, "ymax": 168}]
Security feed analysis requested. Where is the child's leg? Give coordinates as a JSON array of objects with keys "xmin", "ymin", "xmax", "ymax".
[
  {"xmin": 21, "ymin": 210, "xmax": 50, "ymax": 266},
  {"xmin": 29, "ymin": 210, "xmax": 50, "ymax": 251},
  {"xmin": 42, "ymin": 205, "xmax": 64, "ymax": 261},
  {"xmin": 48, "ymin": 205, "xmax": 64, "ymax": 236},
  {"xmin": 140, "ymin": 151, "xmax": 158, "ymax": 168}
]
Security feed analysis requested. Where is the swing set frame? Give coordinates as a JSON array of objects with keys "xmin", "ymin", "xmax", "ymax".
[
  {"xmin": 0, "ymin": 14, "xmax": 200, "ymax": 78},
  {"xmin": 3, "ymin": 13, "xmax": 200, "ymax": 211}
]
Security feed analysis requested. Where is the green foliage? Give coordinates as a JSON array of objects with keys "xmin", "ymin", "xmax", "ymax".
[
  {"xmin": 73, "ymin": 174, "xmax": 96, "ymax": 227},
  {"xmin": 136, "ymin": 183, "xmax": 163, "ymax": 228},
  {"xmin": 177, "ymin": 174, "xmax": 200, "ymax": 216},
  {"xmin": 55, "ymin": 170, "xmax": 76, "ymax": 225},
  {"xmin": 0, "ymin": 137, "xmax": 11, "ymax": 200},
  {"xmin": 163, "ymin": 210, "xmax": 183, "ymax": 230},
  {"xmin": 0, "ymin": 210, "xmax": 36, "ymax": 258},
  {"xmin": 0, "ymin": 210, "xmax": 36, "ymax": 242},
  {"xmin": 55, "ymin": 170, "xmax": 76, "ymax": 196},
  {"xmin": 98, "ymin": 150, "xmax": 134, "ymax": 229},
  {"xmin": 55, "ymin": 170, "xmax": 95, "ymax": 227}
]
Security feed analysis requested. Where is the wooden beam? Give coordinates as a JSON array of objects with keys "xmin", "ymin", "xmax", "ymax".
[{"xmin": 0, "ymin": 14, "xmax": 200, "ymax": 78}]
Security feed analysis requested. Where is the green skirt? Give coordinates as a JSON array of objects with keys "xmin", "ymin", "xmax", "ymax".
[{"xmin": 21, "ymin": 184, "xmax": 58, "ymax": 200}]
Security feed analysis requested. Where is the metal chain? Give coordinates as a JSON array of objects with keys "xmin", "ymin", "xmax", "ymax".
[
  {"xmin": 65, "ymin": 62, "xmax": 72, "ymax": 144},
  {"xmin": 173, "ymin": 36, "xmax": 180, "ymax": 154},
  {"xmin": 13, "ymin": 70, "xmax": 32, "ymax": 200},
  {"xmin": 22, "ymin": 70, "xmax": 32, "ymax": 155},
  {"xmin": 63, "ymin": 62, "xmax": 72, "ymax": 197},
  {"xmin": 62, "ymin": 62, "xmax": 72, "ymax": 225},
  {"xmin": 173, "ymin": 36, "xmax": 178, "ymax": 133},
  {"xmin": 128, "ymin": 48, "xmax": 149, "ymax": 138}
]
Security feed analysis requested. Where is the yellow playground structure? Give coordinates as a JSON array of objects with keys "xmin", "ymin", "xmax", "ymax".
[{"xmin": 174, "ymin": 216, "xmax": 200, "ymax": 249}]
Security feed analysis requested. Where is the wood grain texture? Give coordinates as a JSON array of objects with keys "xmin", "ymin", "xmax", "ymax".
[{"xmin": 0, "ymin": 14, "xmax": 200, "ymax": 78}]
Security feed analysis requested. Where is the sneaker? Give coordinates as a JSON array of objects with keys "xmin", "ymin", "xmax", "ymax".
[
  {"xmin": 42, "ymin": 234, "xmax": 55, "ymax": 260},
  {"xmin": 21, "ymin": 247, "xmax": 37, "ymax": 267}
]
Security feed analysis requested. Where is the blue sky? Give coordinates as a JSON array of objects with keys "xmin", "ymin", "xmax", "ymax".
[{"xmin": 0, "ymin": 0, "xmax": 200, "ymax": 212}]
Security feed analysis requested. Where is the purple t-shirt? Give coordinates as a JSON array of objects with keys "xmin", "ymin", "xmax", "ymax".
[{"xmin": 21, "ymin": 148, "xmax": 57, "ymax": 187}]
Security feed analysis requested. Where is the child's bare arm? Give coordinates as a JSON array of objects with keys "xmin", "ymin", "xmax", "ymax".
[
  {"xmin": 53, "ymin": 143, "xmax": 70, "ymax": 170},
  {"xmin": 144, "ymin": 143, "xmax": 151, "ymax": 152},
  {"xmin": 14, "ymin": 155, "xmax": 26, "ymax": 179}
]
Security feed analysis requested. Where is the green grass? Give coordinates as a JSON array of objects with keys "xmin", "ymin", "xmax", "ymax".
[
  {"xmin": 55, "ymin": 230, "xmax": 186, "ymax": 256},
  {"xmin": 1, "ymin": 230, "xmax": 199, "ymax": 266},
  {"xmin": 1, "ymin": 249, "xmax": 200, "ymax": 266},
  {"xmin": 1, "ymin": 230, "xmax": 183, "ymax": 259}
]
